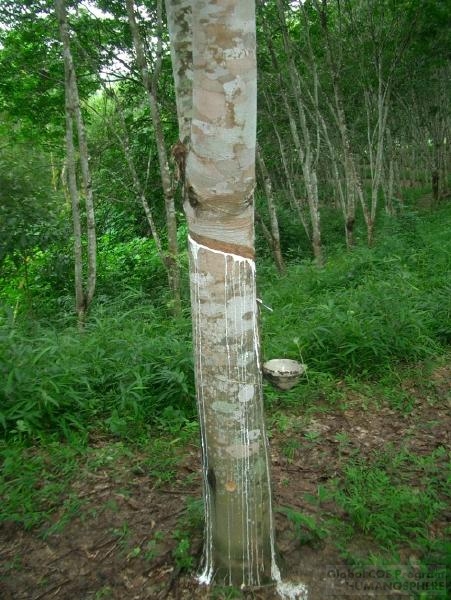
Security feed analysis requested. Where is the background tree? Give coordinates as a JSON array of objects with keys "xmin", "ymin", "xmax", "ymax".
[
  {"xmin": 1, "ymin": 2, "xmax": 451, "ymax": 598},
  {"xmin": 126, "ymin": 0, "xmax": 181, "ymax": 314},
  {"xmin": 55, "ymin": 0, "xmax": 97, "ymax": 326}
]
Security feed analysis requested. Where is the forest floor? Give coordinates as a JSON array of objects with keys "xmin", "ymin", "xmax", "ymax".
[{"xmin": 1, "ymin": 360, "xmax": 450, "ymax": 600}]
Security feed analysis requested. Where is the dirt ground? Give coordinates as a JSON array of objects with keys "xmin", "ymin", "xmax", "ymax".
[{"xmin": 1, "ymin": 364, "xmax": 450, "ymax": 600}]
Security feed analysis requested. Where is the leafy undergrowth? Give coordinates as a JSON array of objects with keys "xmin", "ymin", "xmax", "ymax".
[
  {"xmin": 0, "ymin": 357, "xmax": 450, "ymax": 599},
  {"xmin": 259, "ymin": 204, "xmax": 451, "ymax": 377}
]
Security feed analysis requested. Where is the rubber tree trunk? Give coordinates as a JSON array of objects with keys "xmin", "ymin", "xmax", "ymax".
[
  {"xmin": 171, "ymin": 0, "xmax": 275, "ymax": 587},
  {"xmin": 274, "ymin": 0, "xmax": 323, "ymax": 266},
  {"xmin": 315, "ymin": 0, "xmax": 359, "ymax": 248},
  {"xmin": 165, "ymin": 0, "xmax": 192, "ymax": 143},
  {"xmin": 63, "ymin": 99, "xmax": 84, "ymax": 325},
  {"xmin": 55, "ymin": 0, "xmax": 96, "ymax": 327}
]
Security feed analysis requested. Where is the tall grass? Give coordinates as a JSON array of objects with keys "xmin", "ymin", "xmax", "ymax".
[
  {"xmin": 0, "ymin": 291, "xmax": 195, "ymax": 439},
  {"xmin": 259, "ymin": 204, "xmax": 451, "ymax": 376}
]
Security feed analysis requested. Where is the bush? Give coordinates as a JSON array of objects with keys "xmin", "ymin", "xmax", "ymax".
[{"xmin": 0, "ymin": 298, "xmax": 195, "ymax": 439}]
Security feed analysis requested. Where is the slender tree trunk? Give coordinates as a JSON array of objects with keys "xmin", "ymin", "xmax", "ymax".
[
  {"xmin": 126, "ymin": 0, "xmax": 181, "ymax": 314},
  {"xmin": 255, "ymin": 211, "xmax": 275, "ymax": 250},
  {"xmin": 385, "ymin": 156, "xmax": 395, "ymax": 215},
  {"xmin": 72, "ymin": 89, "xmax": 96, "ymax": 308},
  {"xmin": 318, "ymin": 111, "xmax": 349, "ymax": 242},
  {"xmin": 165, "ymin": 0, "xmax": 192, "ymax": 143},
  {"xmin": 265, "ymin": 96, "xmax": 311, "ymax": 241},
  {"xmin": 112, "ymin": 98, "xmax": 167, "ymax": 264},
  {"xmin": 64, "ymin": 104, "xmax": 85, "ymax": 326},
  {"xmin": 256, "ymin": 146, "xmax": 285, "ymax": 273},
  {"xmin": 315, "ymin": 0, "xmax": 359, "ymax": 248},
  {"xmin": 56, "ymin": 0, "xmax": 96, "ymax": 326},
  {"xmin": 274, "ymin": 0, "xmax": 323, "ymax": 266},
  {"xmin": 364, "ymin": 72, "xmax": 390, "ymax": 246}
]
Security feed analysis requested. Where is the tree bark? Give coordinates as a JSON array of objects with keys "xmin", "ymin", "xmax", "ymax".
[
  {"xmin": 314, "ymin": 0, "xmax": 364, "ymax": 248},
  {"xmin": 264, "ymin": 93, "xmax": 311, "ymax": 241},
  {"xmin": 63, "ymin": 102, "xmax": 85, "ymax": 325},
  {"xmin": 272, "ymin": 0, "xmax": 324, "ymax": 266},
  {"xmin": 73, "ymin": 76, "xmax": 96, "ymax": 308},
  {"xmin": 167, "ymin": 0, "xmax": 276, "ymax": 587},
  {"xmin": 165, "ymin": 0, "xmax": 192, "ymax": 143},
  {"xmin": 111, "ymin": 95, "xmax": 167, "ymax": 264}
]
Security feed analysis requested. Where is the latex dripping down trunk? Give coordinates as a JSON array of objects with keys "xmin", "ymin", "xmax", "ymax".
[{"xmin": 188, "ymin": 236, "xmax": 276, "ymax": 586}]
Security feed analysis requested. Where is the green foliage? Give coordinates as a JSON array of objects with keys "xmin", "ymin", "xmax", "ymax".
[
  {"xmin": 0, "ymin": 14, "xmax": 65, "ymax": 141},
  {"xmin": 0, "ymin": 143, "xmax": 66, "ymax": 264},
  {"xmin": 278, "ymin": 506, "xmax": 328, "ymax": 546},
  {"xmin": 172, "ymin": 497, "xmax": 203, "ymax": 571},
  {"xmin": 144, "ymin": 530, "xmax": 164, "ymax": 561},
  {"xmin": 260, "ymin": 204, "xmax": 451, "ymax": 377},
  {"xmin": 0, "ymin": 436, "xmax": 86, "ymax": 529},
  {"xmin": 172, "ymin": 533, "xmax": 194, "ymax": 571},
  {"xmin": 137, "ymin": 437, "xmax": 181, "ymax": 483},
  {"xmin": 1, "ymin": 202, "xmax": 450, "ymax": 444},
  {"xmin": 96, "ymin": 235, "xmax": 174, "ymax": 300},
  {"xmin": 330, "ymin": 447, "xmax": 449, "ymax": 551},
  {"xmin": 0, "ymin": 2, "xmax": 100, "ymax": 143},
  {"xmin": 311, "ymin": 445, "xmax": 451, "ymax": 597},
  {"xmin": 1, "ymin": 228, "xmax": 190, "ymax": 319},
  {"xmin": 0, "ymin": 299, "xmax": 195, "ymax": 439}
]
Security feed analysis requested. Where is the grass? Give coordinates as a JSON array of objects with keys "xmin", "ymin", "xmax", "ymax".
[
  {"xmin": 0, "ymin": 434, "xmax": 87, "ymax": 530},
  {"xmin": 260, "ymin": 202, "xmax": 451, "ymax": 375},
  {"xmin": 333, "ymin": 456, "xmax": 445, "ymax": 549},
  {"xmin": 0, "ymin": 294, "xmax": 195, "ymax": 439},
  {"xmin": 279, "ymin": 443, "xmax": 450, "ymax": 597},
  {"xmin": 312, "ymin": 443, "xmax": 449, "ymax": 594},
  {"xmin": 2, "ymin": 203, "xmax": 450, "ymax": 439}
]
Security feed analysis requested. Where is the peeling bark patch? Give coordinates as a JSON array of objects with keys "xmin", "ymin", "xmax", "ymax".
[
  {"xmin": 238, "ymin": 383, "xmax": 254, "ymax": 403},
  {"xmin": 207, "ymin": 467, "xmax": 216, "ymax": 493},
  {"xmin": 226, "ymin": 442, "xmax": 259, "ymax": 458},
  {"xmin": 187, "ymin": 185, "xmax": 199, "ymax": 208},
  {"xmin": 211, "ymin": 400, "xmax": 238, "ymax": 414}
]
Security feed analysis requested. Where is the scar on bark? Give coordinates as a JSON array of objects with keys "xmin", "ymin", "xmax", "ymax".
[
  {"xmin": 243, "ymin": 190, "xmax": 254, "ymax": 207},
  {"xmin": 189, "ymin": 232, "xmax": 255, "ymax": 260},
  {"xmin": 187, "ymin": 185, "xmax": 199, "ymax": 208},
  {"xmin": 207, "ymin": 467, "xmax": 216, "ymax": 495}
]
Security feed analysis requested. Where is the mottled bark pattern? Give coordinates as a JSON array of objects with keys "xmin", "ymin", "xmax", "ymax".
[
  {"xmin": 182, "ymin": 0, "xmax": 274, "ymax": 587},
  {"xmin": 185, "ymin": 1, "xmax": 257, "ymax": 255},
  {"xmin": 55, "ymin": 0, "xmax": 96, "ymax": 326},
  {"xmin": 256, "ymin": 146, "xmax": 285, "ymax": 272},
  {"xmin": 165, "ymin": 0, "xmax": 193, "ymax": 142},
  {"xmin": 126, "ymin": 0, "xmax": 181, "ymax": 313}
]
